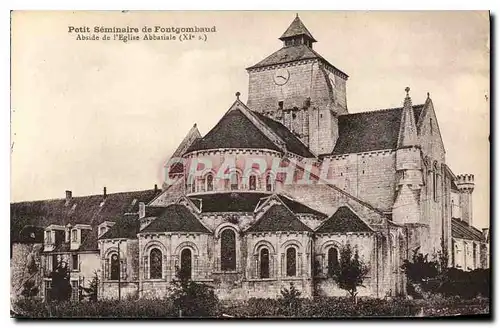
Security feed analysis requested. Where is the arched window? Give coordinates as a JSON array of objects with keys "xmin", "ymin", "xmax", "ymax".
[
  {"xmin": 230, "ymin": 172, "xmax": 240, "ymax": 191},
  {"xmin": 249, "ymin": 175, "xmax": 257, "ymax": 191},
  {"xmin": 327, "ymin": 247, "xmax": 339, "ymax": 277},
  {"xmin": 180, "ymin": 248, "xmax": 192, "ymax": 280},
  {"xmin": 206, "ymin": 174, "xmax": 214, "ymax": 192},
  {"xmin": 110, "ymin": 253, "xmax": 120, "ymax": 281},
  {"xmin": 149, "ymin": 248, "xmax": 162, "ymax": 279},
  {"xmin": 266, "ymin": 173, "xmax": 274, "ymax": 192},
  {"xmin": 260, "ymin": 248, "xmax": 270, "ymax": 278},
  {"xmin": 286, "ymin": 247, "xmax": 297, "ymax": 277},
  {"xmin": 221, "ymin": 229, "xmax": 236, "ymax": 271},
  {"xmin": 190, "ymin": 178, "xmax": 196, "ymax": 193}
]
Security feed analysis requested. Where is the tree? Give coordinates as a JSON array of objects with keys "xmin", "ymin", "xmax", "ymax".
[
  {"xmin": 167, "ymin": 266, "xmax": 219, "ymax": 317},
  {"xmin": 401, "ymin": 248, "xmax": 439, "ymax": 283},
  {"xmin": 278, "ymin": 283, "xmax": 301, "ymax": 317},
  {"xmin": 332, "ymin": 243, "xmax": 369, "ymax": 303},
  {"xmin": 80, "ymin": 271, "xmax": 99, "ymax": 302}
]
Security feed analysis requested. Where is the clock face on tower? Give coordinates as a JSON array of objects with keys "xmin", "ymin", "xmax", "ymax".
[{"xmin": 273, "ymin": 68, "xmax": 290, "ymax": 86}]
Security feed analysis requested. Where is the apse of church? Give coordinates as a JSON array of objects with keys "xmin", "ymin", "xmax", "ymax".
[{"xmin": 11, "ymin": 15, "xmax": 487, "ymax": 304}]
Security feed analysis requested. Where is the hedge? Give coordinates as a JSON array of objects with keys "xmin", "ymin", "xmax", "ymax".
[{"xmin": 14, "ymin": 296, "xmax": 489, "ymax": 318}]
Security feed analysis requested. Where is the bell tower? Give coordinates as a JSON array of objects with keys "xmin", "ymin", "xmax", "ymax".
[{"xmin": 246, "ymin": 14, "xmax": 348, "ymax": 155}]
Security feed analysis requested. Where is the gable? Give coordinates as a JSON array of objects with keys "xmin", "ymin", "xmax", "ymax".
[
  {"xmin": 316, "ymin": 206, "xmax": 373, "ymax": 233},
  {"xmin": 247, "ymin": 204, "xmax": 312, "ymax": 232},
  {"xmin": 416, "ymin": 99, "xmax": 446, "ymax": 160},
  {"xmin": 153, "ymin": 178, "xmax": 185, "ymax": 207}
]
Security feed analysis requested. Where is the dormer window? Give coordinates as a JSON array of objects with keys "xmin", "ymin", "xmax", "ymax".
[
  {"xmin": 98, "ymin": 221, "xmax": 116, "ymax": 238},
  {"xmin": 45, "ymin": 231, "xmax": 52, "ymax": 244}
]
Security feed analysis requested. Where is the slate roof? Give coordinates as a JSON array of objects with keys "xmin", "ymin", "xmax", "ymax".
[
  {"xmin": 330, "ymin": 105, "xmax": 424, "ymax": 155},
  {"xmin": 252, "ymin": 111, "xmax": 315, "ymax": 157},
  {"xmin": 11, "ymin": 189, "xmax": 161, "ymax": 246},
  {"xmin": 99, "ymin": 214, "xmax": 140, "ymax": 240},
  {"xmin": 18, "ymin": 225, "xmax": 45, "ymax": 244},
  {"xmin": 277, "ymin": 195, "xmax": 326, "ymax": 218},
  {"xmin": 187, "ymin": 192, "xmax": 325, "ymax": 217},
  {"xmin": 451, "ymin": 218, "xmax": 485, "ymax": 242},
  {"xmin": 316, "ymin": 206, "xmax": 373, "ymax": 233},
  {"xmin": 186, "ymin": 109, "xmax": 281, "ymax": 153},
  {"xmin": 279, "ymin": 16, "xmax": 317, "ymax": 42},
  {"xmin": 141, "ymin": 204, "xmax": 210, "ymax": 233},
  {"xmin": 247, "ymin": 44, "xmax": 348, "ymax": 78},
  {"xmin": 189, "ymin": 192, "xmax": 267, "ymax": 212},
  {"xmin": 247, "ymin": 204, "xmax": 312, "ymax": 232}
]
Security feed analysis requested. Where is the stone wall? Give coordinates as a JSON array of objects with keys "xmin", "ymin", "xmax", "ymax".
[{"xmin": 452, "ymin": 238, "xmax": 487, "ymax": 271}]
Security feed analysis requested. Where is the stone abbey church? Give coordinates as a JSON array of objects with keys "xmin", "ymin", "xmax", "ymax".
[{"xmin": 11, "ymin": 16, "xmax": 489, "ymax": 302}]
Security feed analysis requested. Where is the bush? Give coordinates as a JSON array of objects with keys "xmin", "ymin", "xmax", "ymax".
[
  {"xmin": 278, "ymin": 283, "xmax": 301, "ymax": 317},
  {"xmin": 402, "ymin": 249, "xmax": 490, "ymax": 299},
  {"xmin": 14, "ymin": 296, "xmax": 489, "ymax": 318},
  {"xmin": 437, "ymin": 268, "xmax": 490, "ymax": 299},
  {"xmin": 167, "ymin": 270, "xmax": 220, "ymax": 317},
  {"xmin": 13, "ymin": 299, "xmax": 177, "ymax": 318}
]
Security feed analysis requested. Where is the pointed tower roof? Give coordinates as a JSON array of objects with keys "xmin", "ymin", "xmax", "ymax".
[
  {"xmin": 279, "ymin": 14, "xmax": 317, "ymax": 42},
  {"xmin": 397, "ymin": 87, "xmax": 419, "ymax": 148},
  {"xmin": 171, "ymin": 123, "xmax": 201, "ymax": 158}
]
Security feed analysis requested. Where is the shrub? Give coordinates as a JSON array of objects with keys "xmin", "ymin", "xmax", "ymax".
[
  {"xmin": 13, "ymin": 298, "xmax": 177, "ymax": 318},
  {"xmin": 21, "ymin": 280, "xmax": 39, "ymax": 298},
  {"xmin": 167, "ymin": 270, "xmax": 220, "ymax": 317},
  {"xmin": 278, "ymin": 283, "xmax": 301, "ymax": 317},
  {"xmin": 14, "ymin": 296, "xmax": 489, "ymax": 318},
  {"xmin": 437, "ymin": 268, "xmax": 490, "ymax": 299},
  {"xmin": 401, "ymin": 249, "xmax": 439, "ymax": 285}
]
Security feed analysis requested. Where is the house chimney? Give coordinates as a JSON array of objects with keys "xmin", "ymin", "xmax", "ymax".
[
  {"xmin": 65, "ymin": 190, "xmax": 72, "ymax": 205},
  {"xmin": 154, "ymin": 184, "xmax": 158, "ymax": 193},
  {"xmin": 103, "ymin": 186, "xmax": 107, "ymax": 200}
]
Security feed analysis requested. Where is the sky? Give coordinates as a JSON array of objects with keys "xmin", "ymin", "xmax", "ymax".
[{"xmin": 10, "ymin": 11, "xmax": 490, "ymax": 228}]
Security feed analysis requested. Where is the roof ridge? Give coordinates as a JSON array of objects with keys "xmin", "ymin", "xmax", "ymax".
[
  {"xmin": 11, "ymin": 188, "xmax": 157, "ymax": 204},
  {"xmin": 340, "ymin": 104, "xmax": 425, "ymax": 117}
]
